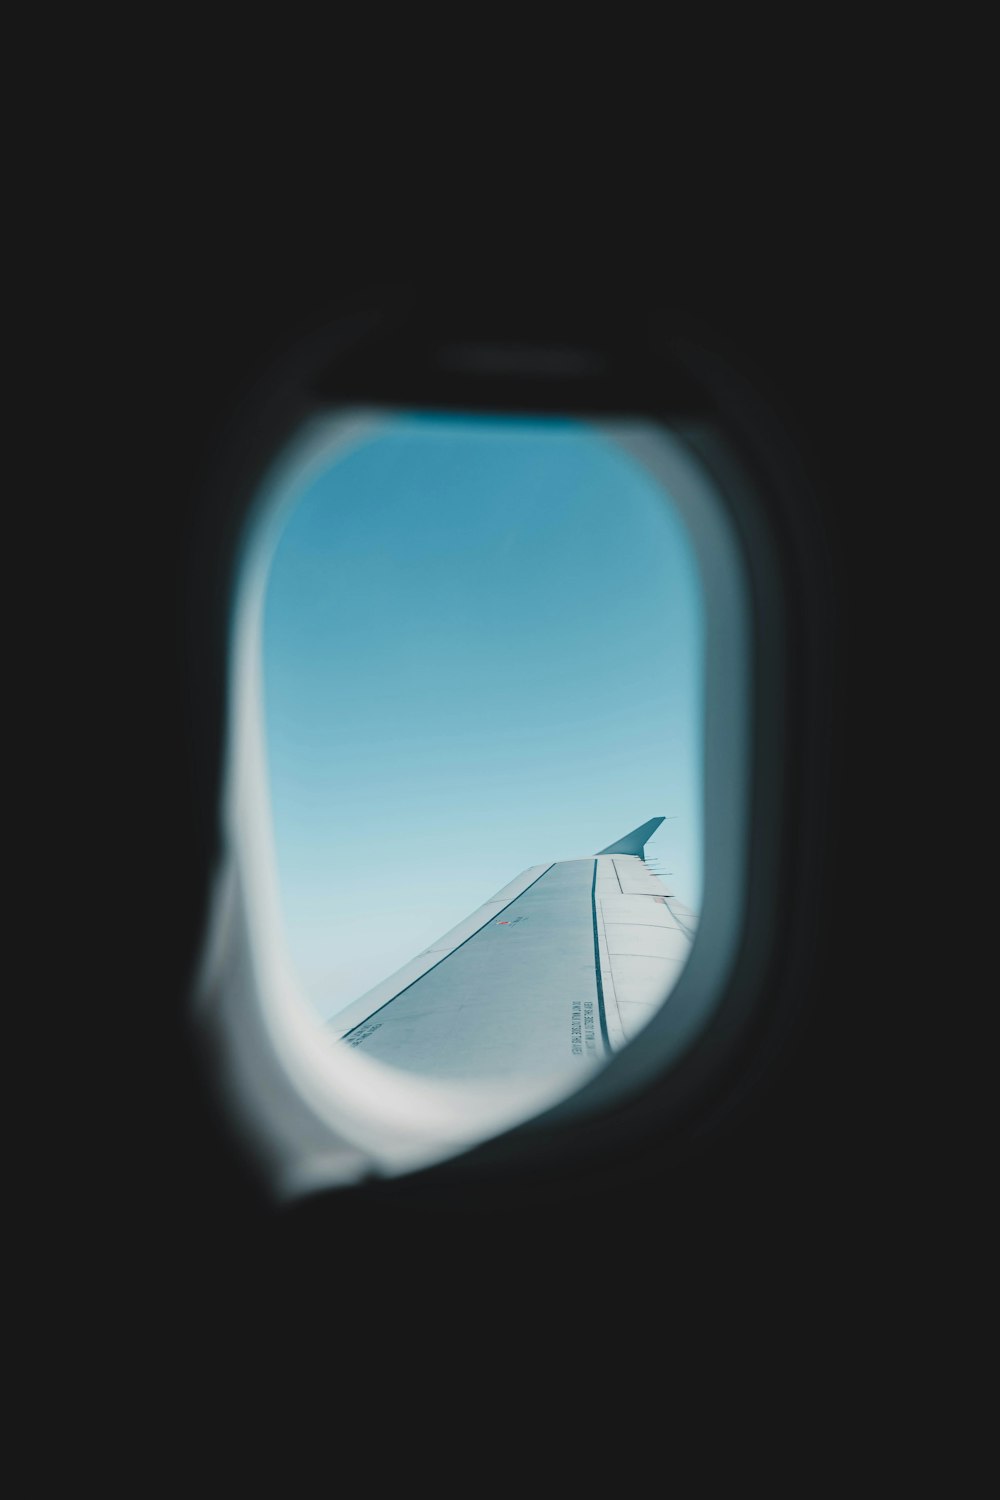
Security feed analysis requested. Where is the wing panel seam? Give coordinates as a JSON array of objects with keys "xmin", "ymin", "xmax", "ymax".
[{"xmin": 591, "ymin": 859, "xmax": 613, "ymax": 1058}]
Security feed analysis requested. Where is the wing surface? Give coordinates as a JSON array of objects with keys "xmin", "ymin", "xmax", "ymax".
[{"xmin": 329, "ymin": 821, "xmax": 698, "ymax": 1079}]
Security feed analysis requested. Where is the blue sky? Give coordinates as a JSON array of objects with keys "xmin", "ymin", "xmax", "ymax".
[{"xmin": 259, "ymin": 412, "xmax": 704, "ymax": 1021}]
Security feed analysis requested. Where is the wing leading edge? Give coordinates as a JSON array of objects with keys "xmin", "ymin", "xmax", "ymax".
[{"xmin": 329, "ymin": 820, "xmax": 697, "ymax": 1079}]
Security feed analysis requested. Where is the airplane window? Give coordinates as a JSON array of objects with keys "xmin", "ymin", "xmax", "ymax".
[{"xmin": 199, "ymin": 407, "xmax": 750, "ymax": 1198}]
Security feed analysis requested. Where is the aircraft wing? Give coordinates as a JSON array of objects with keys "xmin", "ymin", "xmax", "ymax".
[{"xmin": 329, "ymin": 819, "xmax": 698, "ymax": 1079}]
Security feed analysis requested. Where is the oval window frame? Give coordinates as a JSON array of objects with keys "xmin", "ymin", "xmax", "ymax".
[{"xmin": 193, "ymin": 400, "xmax": 761, "ymax": 1201}]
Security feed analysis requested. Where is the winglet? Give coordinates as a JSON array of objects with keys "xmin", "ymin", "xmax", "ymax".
[{"xmin": 597, "ymin": 817, "xmax": 665, "ymax": 857}]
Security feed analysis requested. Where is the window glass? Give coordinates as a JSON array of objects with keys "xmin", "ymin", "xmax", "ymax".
[{"xmin": 258, "ymin": 411, "xmax": 704, "ymax": 1078}]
